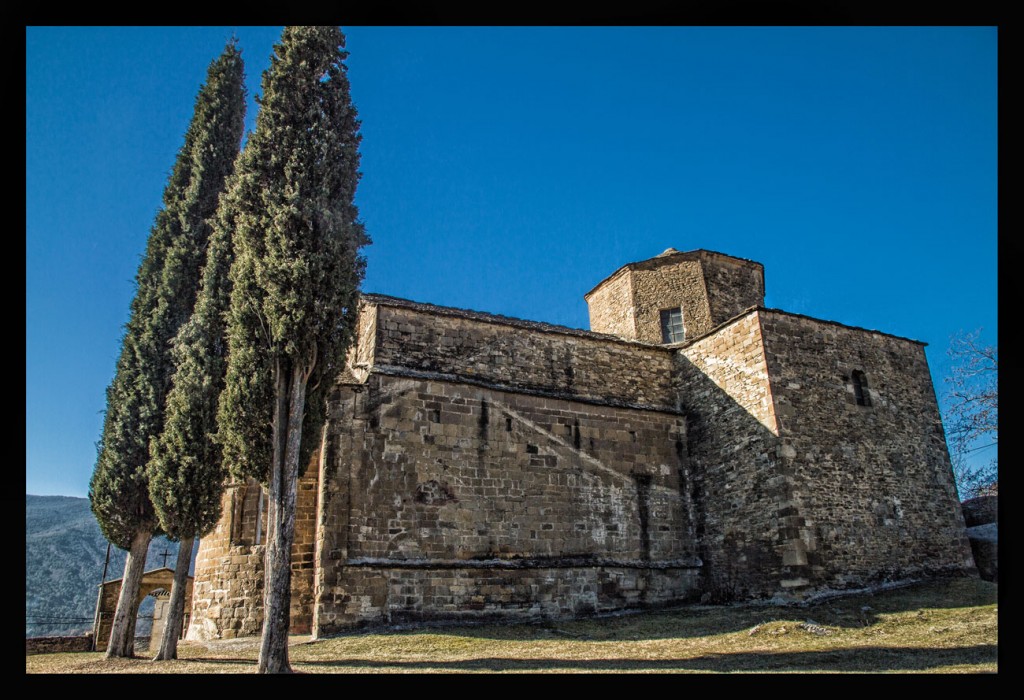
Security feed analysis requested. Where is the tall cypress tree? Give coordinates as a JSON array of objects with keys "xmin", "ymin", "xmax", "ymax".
[
  {"xmin": 89, "ymin": 40, "xmax": 246, "ymax": 659},
  {"xmin": 146, "ymin": 46, "xmax": 247, "ymax": 661},
  {"xmin": 218, "ymin": 26, "xmax": 368, "ymax": 674},
  {"xmin": 147, "ymin": 181, "xmax": 241, "ymax": 661}
]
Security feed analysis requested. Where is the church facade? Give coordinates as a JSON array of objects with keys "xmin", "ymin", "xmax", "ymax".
[{"xmin": 186, "ymin": 248, "xmax": 975, "ymax": 639}]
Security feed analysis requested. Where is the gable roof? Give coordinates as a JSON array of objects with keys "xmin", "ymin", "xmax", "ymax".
[{"xmin": 99, "ymin": 567, "xmax": 193, "ymax": 587}]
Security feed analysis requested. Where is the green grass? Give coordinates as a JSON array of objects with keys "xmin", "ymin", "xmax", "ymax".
[{"xmin": 25, "ymin": 577, "xmax": 997, "ymax": 674}]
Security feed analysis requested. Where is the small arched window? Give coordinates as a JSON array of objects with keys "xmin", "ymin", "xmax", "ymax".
[{"xmin": 852, "ymin": 370, "xmax": 871, "ymax": 407}]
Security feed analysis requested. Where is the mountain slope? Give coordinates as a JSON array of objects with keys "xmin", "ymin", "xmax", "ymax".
[{"xmin": 26, "ymin": 495, "xmax": 197, "ymax": 637}]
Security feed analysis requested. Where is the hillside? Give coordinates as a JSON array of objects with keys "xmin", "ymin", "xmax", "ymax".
[{"xmin": 26, "ymin": 495, "xmax": 196, "ymax": 638}]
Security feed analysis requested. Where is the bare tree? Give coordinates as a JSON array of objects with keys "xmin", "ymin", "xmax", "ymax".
[{"xmin": 943, "ymin": 330, "xmax": 997, "ymax": 499}]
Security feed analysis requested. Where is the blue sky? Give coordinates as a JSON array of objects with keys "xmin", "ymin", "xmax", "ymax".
[{"xmin": 26, "ymin": 26, "xmax": 997, "ymax": 498}]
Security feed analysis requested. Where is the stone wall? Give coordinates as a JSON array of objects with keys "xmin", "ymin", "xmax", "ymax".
[
  {"xmin": 187, "ymin": 470, "xmax": 319, "ymax": 640},
  {"xmin": 676, "ymin": 310, "xmax": 786, "ymax": 599},
  {"xmin": 368, "ymin": 299, "xmax": 677, "ymax": 411},
  {"xmin": 188, "ymin": 481, "xmax": 263, "ymax": 640},
  {"xmin": 94, "ymin": 579, "xmax": 121, "ymax": 648},
  {"xmin": 701, "ymin": 254, "xmax": 764, "ymax": 328},
  {"xmin": 319, "ymin": 566, "xmax": 699, "ymax": 629},
  {"xmin": 758, "ymin": 310, "xmax": 975, "ymax": 589},
  {"xmin": 292, "ymin": 469, "xmax": 319, "ymax": 632},
  {"xmin": 584, "ymin": 269, "xmax": 636, "ymax": 340},
  {"xmin": 26, "ymin": 635, "xmax": 93, "ymax": 655},
  {"xmin": 961, "ymin": 496, "xmax": 997, "ymax": 527},
  {"xmin": 966, "ymin": 524, "xmax": 997, "ymax": 583},
  {"xmin": 630, "ymin": 258, "xmax": 709, "ymax": 344},
  {"xmin": 314, "ymin": 374, "xmax": 699, "ymax": 633}
]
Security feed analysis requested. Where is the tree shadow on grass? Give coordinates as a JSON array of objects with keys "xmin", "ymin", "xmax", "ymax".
[
  {"xmin": 294, "ymin": 644, "xmax": 996, "ymax": 673},
  {"xmin": 51, "ymin": 655, "xmax": 257, "ymax": 673},
  {"xmin": 386, "ymin": 577, "xmax": 996, "ymax": 643}
]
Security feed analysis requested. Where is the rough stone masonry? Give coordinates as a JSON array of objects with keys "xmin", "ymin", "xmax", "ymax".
[{"xmin": 187, "ymin": 248, "xmax": 975, "ymax": 639}]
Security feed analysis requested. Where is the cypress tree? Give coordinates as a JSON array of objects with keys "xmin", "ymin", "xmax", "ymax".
[
  {"xmin": 147, "ymin": 45, "xmax": 247, "ymax": 661},
  {"xmin": 89, "ymin": 40, "xmax": 246, "ymax": 659},
  {"xmin": 147, "ymin": 189, "xmax": 239, "ymax": 660},
  {"xmin": 217, "ymin": 26, "xmax": 368, "ymax": 673}
]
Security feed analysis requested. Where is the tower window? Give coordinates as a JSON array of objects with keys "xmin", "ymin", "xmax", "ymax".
[
  {"xmin": 852, "ymin": 370, "xmax": 871, "ymax": 407},
  {"xmin": 660, "ymin": 307, "xmax": 685, "ymax": 343}
]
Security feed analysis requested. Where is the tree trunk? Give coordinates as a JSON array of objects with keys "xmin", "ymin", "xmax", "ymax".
[
  {"xmin": 126, "ymin": 600, "xmax": 138, "ymax": 656},
  {"xmin": 152, "ymin": 536, "xmax": 194, "ymax": 661},
  {"xmin": 257, "ymin": 360, "xmax": 307, "ymax": 673},
  {"xmin": 257, "ymin": 360, "xmax": 287, "ymax": 673},
  {"xmin": 105, "ymin": 528, "xmax": 152, "ymax": 658}
]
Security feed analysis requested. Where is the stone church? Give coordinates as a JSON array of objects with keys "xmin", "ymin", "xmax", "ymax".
[{"xmin": 186, "ymin": 248, "xmax": 975, "ymax": 640}]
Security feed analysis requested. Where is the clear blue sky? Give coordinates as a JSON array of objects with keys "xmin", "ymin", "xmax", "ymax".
[{"xmin": 26, "ymin": 26, "xmax": 997, "ymax": 498}]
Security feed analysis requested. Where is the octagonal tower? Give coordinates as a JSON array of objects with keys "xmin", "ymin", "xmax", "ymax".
[{"xmin": 584, "ymin": 248, "xmax": 765, "ymax": 344}]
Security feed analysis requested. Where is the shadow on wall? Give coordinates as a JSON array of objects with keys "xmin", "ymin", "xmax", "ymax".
[{"xmin": 674, "ymin": 351, "xmax": 786, "ymax": 602}]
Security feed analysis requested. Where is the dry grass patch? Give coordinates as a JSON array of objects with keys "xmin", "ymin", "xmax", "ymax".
[{"xmin": 26, "ymin": 577, "xmax": 996, "ymax": 674}]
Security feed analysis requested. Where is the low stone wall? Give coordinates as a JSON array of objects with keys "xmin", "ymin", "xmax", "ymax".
[
  {"xmin": 961, "ymin": 496, "xmax": 997, "ymax": 527},
  {"xmin": 966, "ymin": 523, "xmax": 997, "ymax": 583},
  {"xmin": 961, "ymin": 496, "xmax": 997, "ymax": 582},
  {"xmin": 25, "ymin": 635, "xmax": 93, "ymax": 655}
]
